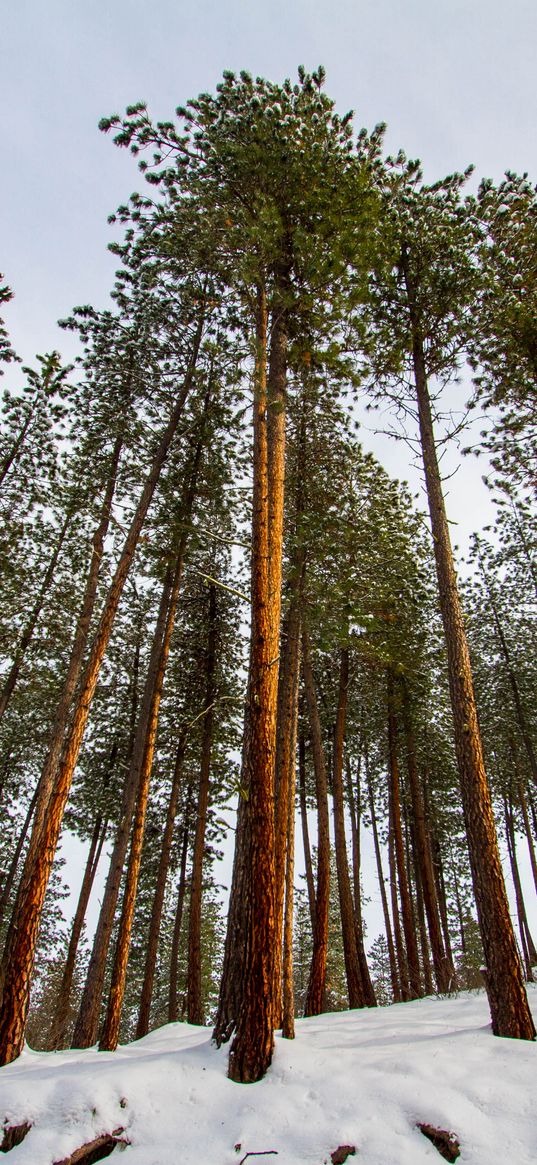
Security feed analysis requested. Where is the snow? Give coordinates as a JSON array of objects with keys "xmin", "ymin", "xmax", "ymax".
[{"xmin": 1, "ymin": 987, "xmax": 536, "ymax": 1164}]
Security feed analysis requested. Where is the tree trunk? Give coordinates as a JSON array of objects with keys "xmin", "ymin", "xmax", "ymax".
[
  {"xmin": 48, "ymin": 814, "xmax": 108, "ymax": 1049},
  {"xmin": 0, "ymin": 511, "xmax": 72, "ymax": 723},
  {"xmin": 449, "ymin": 846, "xmax": 467, "ymax": 956},
  {"xmin": 0, "ymin": 782, "xmax": 40, "ymax": 929},
  {"xmin": 24, "ymin": 433, "xmax": 123, "ymax": 862},
  {"xmin": 168, "ymin": 790, "xmax": 192, "ymax": 1024},
  {"xmin": 301, "ymin": 625, "xmax": 330, "ymax": 1018},
  {"xmin": 187, "ymin": 583, "xmax": 218, "ymax": 1026},
  {"xmin": 432, "ymin": 835, "xmax": 457, "ymax": 977},
  {"xmin": 401, "ymin": 682, "xmax": 454, "ymax": 992},
  {"xmin": 71, "ymin": 581, "xmax": 172, "ymax": 1048},
  {"xmin": 99, "ymin": 545, "xmax": 186, "ymax": 1051},
  {"xmin": 367, "ymin": 761, "xmax": 400, "ymax": 1002},
  {"xmin": 71, "ymin": 379, "xmax": 207, "ymax": 1050},
  {"xmin": 212, "ymin": 292, "xmax": 269, "ymax": 1053},
  {"xmin": 478, "ymin": 556, "xmax": 537, "ymax": 787},
  {"xmin": 0, "ymin": 407, "xmax": 33, "ymax": 490},
  {"xmin": 0, "ymin": 337, "xmax": 203, "ymax": 1065},
  {"xmin": 410, "ymin": 824, "xmax": 434, "ymax": 995},
  {"xmin": 386, "ymin": 671, "xmax": 422, "ymax": 999},
  {"xmin": 282, "ymin": 653, "xmax": 299, "ymax": 1041},
  {"xmin": 346, "ymin": 757, "xmax": 377, "ymax": 1007},
  {"xmin": 136, "ymin": 730, "xmax": 187, "ymax": 1038},
  {"xmin": 518, "ymin": 780, "xmax": 537, "ymax": 899},
  {"xmin": 273, "ymin": 597, "xmax": 301, "ymax": 1025},
  {"xmin": 504, "ymin": 795, "xmax": 536, "ymax": 980},
  {"xmin": 404, "ymin": 270, "xmax": 535, "ymax": 1039},
  {"xmin": 388, "ymin": 792, "xmax": 410, "ymax": 1001},
  {"xmin": 331, "ymin": 648, "xmax": 365, "ymax": 1008},
  {"xmin": 299, "ymin": 729, "xmax": 316, "ymax": 929},
  {"xmin": 227, "ymin": 283, "xmax": 287, "ymax": 1083}
]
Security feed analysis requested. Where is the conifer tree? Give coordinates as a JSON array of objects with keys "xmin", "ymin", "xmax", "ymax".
[{"xmin": 360, "ymin": 157, "xmax": 535, "ymax": 1039}]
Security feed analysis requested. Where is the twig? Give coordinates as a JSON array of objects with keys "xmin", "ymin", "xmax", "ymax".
[
  {"xmin": 238, "ymin": 1153, "xmax": 278, "ymax": 1165},
  {"xmin": 189, "ymin": 568, "xmax": 250, "ymax": 603}
]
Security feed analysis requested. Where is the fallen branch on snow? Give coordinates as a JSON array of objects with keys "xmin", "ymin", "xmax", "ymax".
[{"xmin": 53, "ymin": 1127, "xmax": 130, "ymax": 1165}]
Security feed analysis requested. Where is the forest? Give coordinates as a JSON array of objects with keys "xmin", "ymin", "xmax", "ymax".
[{"xmin": 0, "ymin": 66, "xmax": 536, "ymax": 1098}]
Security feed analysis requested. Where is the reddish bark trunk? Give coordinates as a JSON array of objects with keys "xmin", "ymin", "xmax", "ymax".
[
  {"xmin": 346, "ymin": 757, "xmax": 377, "ymax": 1007},
  {"xmin": 282, "ymin": 649, "xmax": 299, "ymax": 1041},
  {"xmin": 0, "ymin": 332, "xmax": 202, "ymax": 1065},
  {"xmin": 99, "ymin": 548, "xmax": 185, "ymax": 1051},
  {"xmin": 0, "ymin": 782, "xmax": 40, "ymax": 928},
  {"xmin": 404, "ymin": 265, "xmax": 535, "ymax": 1038},
  {"xmin": 401, "ymin": 683, "xmax": 454, "ymax": 993},
  {"xmin": 273, "ymin": 597, "xmax": 301, "ymax": 1025},
  {"xmin": 136, "ymin": 731, "xmax": 187, "ymax": 1038},
  {"xmin": 227, "ymin": 285, "xmax": 286, "ymax": 1083},
  {"xmin": 48, "ymin": 815, "xmax": 108, "ymax": 1049},
  {"xmin": 72, "ymin": 591, "xmax": 171, "ymax": 1049},
  {"xmin": 72, "ymin": 383, "xmax": 207, "ymax": 1050},
  {"xmin": 388, "ymin": 794, "xmax": 410, "ymax": 1001},
  {"xmin": 504, "ymin": 795, "xmax": 536, "ymax": 980},
  {"xmin": 168, "ymin": 785, "xmax": 193, "ymax": 1023},
  {"xmin": 518, "ymin": 780, "xmax": 537, "ymax": 899},
  {"xmin": 187, "ymin": 584, "xmax": 218, "ymax": 1026},
  {"xmin": 367, "ymin": 764, "xmax": 400, "ymax": 1002},
  {"xmin": 301, "ymin": 625, "xmax": 330, "ymax": 1018},
  {"xmin": 386, "ymin": 672, "xmax": 422, "ymax": 999},
  {"xmin": 331, "ymin": 648, "xmax": 365, "ymax": 1008},
  {"xmin": 299, "ymin": 730, "xmax": 316, "ymax": 929}
]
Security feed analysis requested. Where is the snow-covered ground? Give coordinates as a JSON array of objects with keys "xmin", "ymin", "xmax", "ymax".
[{"xmin": 1, "ymin": 987, "xmax": 536, "ymax": 1164}]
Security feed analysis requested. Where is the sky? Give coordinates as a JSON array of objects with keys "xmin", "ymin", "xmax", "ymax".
[
  {"xmin": 3, "ymin": 3, "xmax": 537, "ymax": 939},
  {"xmin": 2, "ymin": 0, "xmax": 537, "ymax": 537},
  {"xmin": 2, "ymin": 0, "xmax": 536, "ymax": 366}
]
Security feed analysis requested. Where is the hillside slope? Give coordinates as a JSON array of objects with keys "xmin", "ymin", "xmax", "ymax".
[{"xmin": 1, "ymin": 987, "xmax": 536, "ymax": 1164}]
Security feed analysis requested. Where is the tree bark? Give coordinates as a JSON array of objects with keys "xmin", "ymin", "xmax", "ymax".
[
  {"xmin": 0, "ymin": 340, "xmax": 203, "ymax": 1065},
  {"xmin": 187, "ymin": 584, "xmax": 218, "ymax": 1026},
  {"xmin": 99, "ymin": 545, "xmax": 186, "ymax": 1051},
  {"xmin": 273, "ymin": 596, "xmax": 301, "ymax": 1025},
  {"xmin": 410, "ymin": 823, "xmax": 434, "ymax": 995},
  {"xmin": 71, "ymin": 580, "xmax": 172, "ymax": 1048},
  {"xmin": 367, "ymin": 761, "xmax": 400, "ymax": 1002},
  {"xmin": 301, "ymin": 625, "xmax": 330, "ymax": 1017},
  {"xmin": 388, "ymin": 791, "xmax": 410, "ymax": 1001},
  {"xmin": 48, "ymin": 814, "xmax": 108, "ymax": 1049},
  {"xmin": 504, "ymin": 794, "xmax": 536, "ymax": 980},
  {"xmin": 518, "ymin": 780, "xmax": 537, "ymax": 899},
  {"xmin": 403, "ymin": 261, "xmax": 535, "ymax": 1039},
  {"xmin": 168, "ymin": 789, "xmax": 193, "ymax": 1024},
  {"xmin": 331, "ymin": 648, "xmax": 365, "ymax": 1008},
  {"xmin": 0, "ymin": 782, "xmax": 40, "ymax": 929},
  {"xmin": 227, "ymin": 283, "xmax": 286, "ymax": 1083},
  {"xmin": 299, "ymin": 729, "xmax": 316, "ymax": 929},
  {"xmin": 386, "ymin": 671, "xmax": 422, "ymax": 999},
  {"xmin": 282, "ymin": 648, "xmax": 299, "ymax": 1040},
  {"xmin": 24, "ymin": 434, "xmax": 124, "ymax": 861},
  {"xmin": 345, "ymin": 757, "xmax": 377, "ymax": 1007},
  {"xmin": 136, "ymin": 730, "xmax": 187, "ymax": 1038},
  {"xmin": 401, "ymin": 681, "xmax": 454, "ymax": 992},
  {"xmin": 478, "ymin": 554, "xmax": 537, "ymax": 787},
  {"xmin": 0, "ymin": 511, "xmax": 72, "ymax": 723},
  {"xmin": 71, "ymin": 378, "xmax": 207, "ymax": 1050}
]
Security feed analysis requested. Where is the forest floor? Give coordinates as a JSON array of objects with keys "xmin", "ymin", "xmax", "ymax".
[{"xmin": 0, "ymin": 985, "xmax": 536, "ymax": 1164}]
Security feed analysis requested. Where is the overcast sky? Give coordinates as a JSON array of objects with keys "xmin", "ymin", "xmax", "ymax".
[
  {"xmin": 2, "ymin": 0, "xmax": 536, "ymax": 525},
  {"xmin": 2, "ymin": 0, "xmax": 536, "ymax": 357}
]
